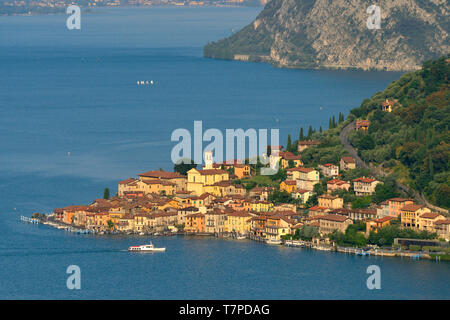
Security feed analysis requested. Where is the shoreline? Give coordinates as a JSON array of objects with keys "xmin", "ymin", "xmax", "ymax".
[{"xmin": 24, "ymin": 215, "xmax": 448, "ymax": 262}]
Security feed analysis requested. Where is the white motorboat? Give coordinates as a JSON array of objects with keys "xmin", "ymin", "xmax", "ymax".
[
  {"xmin": 128, "ymin": 241, "xmax": 166, "ymax": 252},
  {"xmin": 235, "ymin": 235, "xmax": 246, "ymax": 240},
  {"xmin": 266, "ymin": 239, "xmax": 282, "ymax": 245}
]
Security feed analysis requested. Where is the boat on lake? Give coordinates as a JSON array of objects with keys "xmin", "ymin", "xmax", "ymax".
[
  {"xmin": 128, "ymin": 241, "xmax": 166, "ymax": 252},
  {"xmin": 266, "ymin": 239, "xmax": 282, "ymax": 245}
]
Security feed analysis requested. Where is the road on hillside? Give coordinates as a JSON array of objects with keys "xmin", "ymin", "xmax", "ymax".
[{"xmin": 339, "ymin": 121, "xmax": 448, "ymax": 214}]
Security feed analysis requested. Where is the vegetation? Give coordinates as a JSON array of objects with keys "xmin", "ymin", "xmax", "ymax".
[
  {"xmin": 174, "ymin": 158, "xmax": 197, "ymax": 176},
  {"xmin": 348, "ymin": 56, "xmax": 450, "ymax": 208},
  {"xmin": 367, "ymin": 225, "xmax": 437, "ymax": 247},
  {"xmin": 103, "ymin": 188, "xmax": 110, "ymax": 200},
  {"xmin": 329, "ymin": 222, "xmax": 367, "ymax": 247}
]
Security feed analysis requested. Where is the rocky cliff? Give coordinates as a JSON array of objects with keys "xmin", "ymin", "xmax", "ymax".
[{"xmin": 204, "ymin": 0, "xmax": 449, "ymax": 71}]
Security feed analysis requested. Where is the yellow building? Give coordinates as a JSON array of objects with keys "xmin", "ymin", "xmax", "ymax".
[
  {"xmin": 417, "ymin": 212, "xmax": 446, "ymax": 232},
  {"xmin": 265, "ymin": 216, "xmax": 294, "ymax": 240},
  {"xmin": 286, "ymin": 167, "xmax": 320, "ymax": 191},
  {"xmin": 251, "ymin": 200, "xmax": 274, "ymax": 213},
  {"xmin": 318, "ymin": 194, "xmax": 344, "ymax": 209},
  {"xmin": 187, "ymin": 168, "xmax": 229, "ymax": 196},
  {"xmin": 400, "ymin": 204, "xmax": 431, "ymax": 229},
  {"xmin": 280, "ymin": 180, "xmax": 297, "ymax": 193},
  {"xmin": 225, "ymin": 211, "xmax": 253, "ymax": 234}
]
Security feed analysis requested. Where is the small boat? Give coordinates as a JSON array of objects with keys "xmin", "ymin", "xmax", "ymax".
[
  {"xmin": 235, "ymin": 235, "xmax": 246, "ymax": 240},
  {"xmin": 128, "ymin": 241, "xmax": 165, "ymax": 252},
  {"xmin": 266, "ymin": 239, "xmax": 282, "ymax": 245}
]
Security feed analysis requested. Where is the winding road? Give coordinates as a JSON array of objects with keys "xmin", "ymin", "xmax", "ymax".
[{"xmin": 339, "ymin": 121, "xmax": 448, "ymax": 215}]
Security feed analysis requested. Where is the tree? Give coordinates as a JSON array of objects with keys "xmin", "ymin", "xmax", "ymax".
[
  {"xmin": 307, "ymin": 125, "xmax": 313, "ymax": 138},
  {"xmin": 174, "ymin": 158, "xmax": 197, "ymax": 175},
  {"xmin": 299, "ymin": 127, "xmax": 304, "ymax": 140},
  {"xmin": 107, "ymin": 220, "xmax": 115, "ymax": 230},
  {"xmin": 287, "ymin": 134, "xmax": 292, "ymax": 151},
  {"xmin": 103, "ymin": 188, "xmax": 110, "ymax": 200},
  {"xmin": 373, "ymin": 182, "xmax": 399, "ymax": 204}
]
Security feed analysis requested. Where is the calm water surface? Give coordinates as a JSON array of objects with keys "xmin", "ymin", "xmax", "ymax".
[{"xmin": 0, "ymin": 7, "xmax": 448, "ymax": 299}]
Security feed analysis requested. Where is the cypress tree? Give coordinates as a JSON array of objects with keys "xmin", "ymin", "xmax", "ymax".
[
  {"xmin": 319, "ymin": 126, "xmax": 323, "ymax": 133},
  {"xmin": 299, "ymin": 127, "xmax": 304, "ymax": 141},
  {"xmin": 103, "ymin": 188, "xmax": 110, "ymax": 200},
  {"xmin": 332, "ymin": 115, "xmax": 336, "ymax": 128},
  {"xmin": 307, "ymin": 125, "xmax": 313, "ymax": 138},
  {"xmin": 287, "ymin": 134, "xmax": 292, "ymax": 151}
]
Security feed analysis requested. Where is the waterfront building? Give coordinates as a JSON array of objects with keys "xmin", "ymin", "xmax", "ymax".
[
  {"xmin": 265, "ymin": 215, "xmax": 294, "ymax": 241},
  {"xmin": 177, "ymin": 206, "xmax": 199, "ymax": 225},
  {"xmin": 317, "ymin": 214, "xmax": 353, "ymax": 235},
  {"xmin": 365, "ymin": 216, "xmax": 395, "ymax": 236},
  {"xmin": 205, "ymin": 209, "xmax": 228, "ymax": 234},
  {"xmin": 184, "ymin": 212, "xmax": 205, "ymax": 233},
  {"xmin": 225, "ymin": 211, "xmax": 253, "ymax": 235}
]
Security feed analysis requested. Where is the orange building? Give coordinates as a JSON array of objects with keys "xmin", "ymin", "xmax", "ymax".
[
  {"xmin": 280, "ymin": 180, "xmax": 297, "ymax": 193},
  {"xmin": 185, "ymin": 213, "xmax": 205, "ymax": 233}
]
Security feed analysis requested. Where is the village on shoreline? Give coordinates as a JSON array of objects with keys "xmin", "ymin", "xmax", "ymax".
[
  {"xmin": 24, "ymin": 96, "xmax": 450, "ymax": 262},
  {"xmin": 27, "ymin": 117, "xmax": 450, "ymax": 261}
]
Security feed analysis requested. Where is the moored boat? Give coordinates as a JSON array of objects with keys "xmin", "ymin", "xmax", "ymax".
[{"xmin": 266, "ymin": 239, "xmax": 282, "ymax": 245}]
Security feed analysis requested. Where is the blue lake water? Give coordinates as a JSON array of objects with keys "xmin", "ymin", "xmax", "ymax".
[{"xmin": 0, "ymin": 7, "xmax": 448, "ymax": 299}]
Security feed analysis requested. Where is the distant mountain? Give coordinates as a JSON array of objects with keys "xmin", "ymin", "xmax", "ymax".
[{"xmin": 204, "ymin": 0, "xmax": 449, "ymax": 71}]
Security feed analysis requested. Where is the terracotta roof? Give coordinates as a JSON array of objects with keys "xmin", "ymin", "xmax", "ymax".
[
  {"xmin": 282, "ymin": 180, "xmax": 297, "ymax": 185},
  {"xmin": 327, "ymin": 179, "xmax": 348, "ymax": 185},
  {"xmin": 138, "ymin": 170, "xmax": 185, "ymax": 179},
  {"xmin": 308, "ymin": 206, "xmax": 328, "ymax": 211},
  {"xmin": 196, "ymin": 169, "xmax": 228, "ymax": 175},
  {"xmin": 341, "ymin": 157, "xmax": 356, "ymax": 163},
  {"xmin": 227, "ymin": 211, "xmax": 252, "ymax": 218},
  {"xmin": 388, "ymin": 198, "xmax": 413, "ymax": 202},
  {"xmin": 353, "ymin": 177, "xmax": 377, "ymax": 183},
  {"xmin": 434, "ymin": 219, "xmax": 450, "ymax": 225},
  {"xmin": 287, "ymin": 167, "xmax": 315, "ymax": 173},
  {"xmin": 318, "ymin": 214, "xmax": 351, "ymax": 222},
  {"xmin": 419, "ymin": 212, "xmax": 443, "ymax": 219},
  {"xmin": 298, "ymin": 140, "xmax": 321, "ymax": 146},
  {"xmin": 118, "ymin": 178, "xmax": 137, "ymax": 185},
  {"xmin": 401, "ymin": 204, "xmax": 425, "ymax": 212},
  {"xmin": 141, "ymin": 179, "xmax": 175, "ymax": 186},
  {"xmin": 373, "ymin": 216, "xmax": 394, "ymax": 223}
]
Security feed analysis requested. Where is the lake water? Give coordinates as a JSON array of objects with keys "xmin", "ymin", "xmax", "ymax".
[{"xmin": 0, "ymin": 7, "xmax": 448, "ymax": 299}]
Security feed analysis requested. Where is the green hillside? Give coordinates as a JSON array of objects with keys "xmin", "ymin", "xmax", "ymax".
[{"xmin": 347, "ymin": 56, "xmax": 450, "ymax": 208}]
